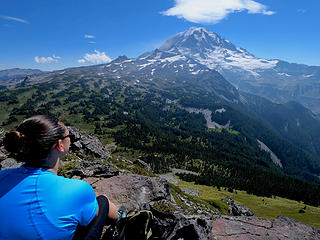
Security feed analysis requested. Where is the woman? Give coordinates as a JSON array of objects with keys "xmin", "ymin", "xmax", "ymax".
[{"xmin": 0, "ymin": 115, "xmax": 121, "ymax": 240}]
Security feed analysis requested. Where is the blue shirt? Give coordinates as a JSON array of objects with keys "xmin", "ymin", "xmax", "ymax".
[{"xmin": 0, "ymin": 166, "xmax": 98, "ymax": 240}]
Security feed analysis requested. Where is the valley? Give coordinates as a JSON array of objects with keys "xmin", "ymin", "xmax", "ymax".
[{"xmin": 1, "ymin": 27, "xmax": 320, "ymax": 233}]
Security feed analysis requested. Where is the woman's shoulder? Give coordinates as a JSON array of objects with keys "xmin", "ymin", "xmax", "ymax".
[
  {"xmin": 49, "ymin": 174, "xmax": 95, "ymax": 196},
  {"xmin": 54, "ymin": 174, "xmax": 89, "ymax": 186}
]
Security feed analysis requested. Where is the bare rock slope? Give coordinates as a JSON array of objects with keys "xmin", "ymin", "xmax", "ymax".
[{"xmin": 210, "ymin": 215, "xmax": 320, "ymax": 240}]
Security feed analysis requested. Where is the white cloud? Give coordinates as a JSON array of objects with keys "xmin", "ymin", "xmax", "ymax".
[
  {"xmin": 88, "ymin": 41, "xmax": 96, "ymax": 44},
  {"xmin": 0, "ymin": 15, "xmax": 30, "ymax": 24},
  {"xmin": 78, "ymin": 50, "xmax": 112, "ymax": 64},
  {"xmin": 162, "ymin": 0, "xmax": 275, "ymax": 24},
  {"xmin": 52, "ymin": 54, "xmax": 61, "ymax": 59},
  {"xmin": 84, "ymin": 34, "xmax": 96, "ymax": 39},
  {"xmin": 297, "ymin": 9, "xmax": 307, "ymax": 14},
  {"xmin": 34, "ymin": 55, "xmax": 61, "ymax": 64}
]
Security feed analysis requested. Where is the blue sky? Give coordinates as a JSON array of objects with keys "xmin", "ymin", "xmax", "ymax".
[{"xmin": 0, "ymin": 0, "xmax": 319, "ymax": 71}]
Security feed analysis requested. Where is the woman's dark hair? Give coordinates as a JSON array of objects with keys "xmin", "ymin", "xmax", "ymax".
[{"xmin": 3, "ymin": 115, "xmax": 66, "ymax": 164}]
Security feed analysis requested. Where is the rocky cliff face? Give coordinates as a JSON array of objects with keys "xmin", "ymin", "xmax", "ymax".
[{"xmin": 0, "ymin": 127, "xmax": 319, "ymax": 239}]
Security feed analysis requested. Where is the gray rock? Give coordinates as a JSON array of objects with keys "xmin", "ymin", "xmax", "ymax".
[
  {"xmin": 0, "ymin": 136, "xmax": 7, "ymax": 161},
  {"xmin": 133, "ymin": 159, "xmax": 153, "ymax": 172},
  {"xmin": 160, "ymin": 173, "xmax": 180, "ymax": 184},
  {"xmin": 62, "ymin": 159, "xmax": 118, "ymax": 179},
  {"xmin": 222, "ymin": 196, "xmax": 254, "ymax": 216},
  {"xmin": 166, "ymin": 214, "xmax": 213, "ymax": 240},
  {"xmin": 180, "ymin": 186, "xmax": 201, "ymax": 197},
  {"xmin": 0, "ymin": 158, "xmax": 23, "ymax": 170},
  {"xmin": 172, "ymin": 168, "xmax": 199, "ymax": 176},
  {"xmin": 118, "ymin": 156, "xmax": 133, "ymax": 164},
  {"xmin": 143, "ymin": 204, "xmax": 213, "ymax": 240},
  {"xmin": 68, "ymin": 126, "xmax": 110, "ymax": 159},
  {"xmin": 73, "ymin": 141, "xmax": 82, "ymax": 150},
  {"xmin": 67, "ymin": 126, "xmax": 81, "ymax": 140},
  {"xmin": 209, "ymin": 215, "xmax": 320, "ymax": 240},
  {"xmin": 0, "ymin": 149, "xmax": 7, "ymax": 161},
  {"xmin": 84, "ymin": 174, "xmax": 213, "ymax": 240},
  {"xmin": 84, "ymin": 174, "xmax": 171, "ymax": 210}
]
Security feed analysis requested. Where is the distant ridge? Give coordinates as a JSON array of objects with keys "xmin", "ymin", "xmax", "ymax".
[{"xmin": 0, "ymin": 68, "xmax": 44, "ymax": 82}]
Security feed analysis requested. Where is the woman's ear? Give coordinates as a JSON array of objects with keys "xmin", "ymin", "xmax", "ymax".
[{"xmin": 54, "ymin": 139, "xmax": 65, "ymax": 153}]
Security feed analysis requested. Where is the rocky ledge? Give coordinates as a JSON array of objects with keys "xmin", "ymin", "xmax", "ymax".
[
  {"xmin": 85, "ymin": 174, "xmax": 214, "ymax": 240},
  {"xmin": 210, "ymin": 215, "xmax": 320, "ymax": 240}
]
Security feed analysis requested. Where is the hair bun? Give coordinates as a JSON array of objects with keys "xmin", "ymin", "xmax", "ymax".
[{"xmin": 3, "ymin": 131, "xmax": 27, "ymax": 154}]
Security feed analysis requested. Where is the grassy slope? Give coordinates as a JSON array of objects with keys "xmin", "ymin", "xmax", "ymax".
[{"xmin": 177, "ymin": 179, "xmax": 320, "ymax": 229}]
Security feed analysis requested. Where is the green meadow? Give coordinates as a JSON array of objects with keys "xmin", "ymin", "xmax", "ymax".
[{"xmin": 177, "ymin": 178, "xmax": 320, "ymax": 229}]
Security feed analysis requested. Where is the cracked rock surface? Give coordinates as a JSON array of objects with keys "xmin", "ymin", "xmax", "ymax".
[
  {"xmin": 68, "ymin": 126, "xmax": 111, "ymax": 159},
  {"xmin": 210, "ymin": 215, "xmax": 320, "ymax": 240},
  {"xmin": 84, "ymin": 174, "xmax": 171, "ymax": 210}
]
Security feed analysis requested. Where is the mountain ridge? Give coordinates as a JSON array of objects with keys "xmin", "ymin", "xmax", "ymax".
[
  {"xmin": 157, "ymin": 27, "xmax": 320, "ymax": 114},
  {"xmin": 0, "ymin": 68, "xmax": 44, "ymax": 82}
]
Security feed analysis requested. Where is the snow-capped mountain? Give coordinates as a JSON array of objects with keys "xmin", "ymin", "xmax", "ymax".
[
  {"xmin": 100, "ymin": 48, "xmax": 241, "ymax": 103},
  {"xmin": 159, "ymin": 27, "xmax": 278, "ymax": 74},
  {"xmin": 158, "ymin": 27, "xmax": 320, "ymax": 114}
]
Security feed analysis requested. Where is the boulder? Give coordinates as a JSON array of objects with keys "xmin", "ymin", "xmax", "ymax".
[
  {"xmin": 0, "ymin": 148, "xmax": 7, "ymax": 161},
  {"xmin": 84, "ymin": 174, "xmax": 171, "ymax": 210},
  {"xmin": 0, "ymin": 135, "xmax": 7, "ymax": 161},
  {"xmin": 85, "ymin": 174, "xmax": 214, "ymax": 240},
  {"xmin": 165, "ymin": 214, "xmax": 213, "ymax": 240},
  {"xmin": 68, "ymin": 126, "xmax": 110, "ymax": 159},
  {"xmin": 0, "ymin": 158, "xmax": 23, "ymax": 170},
  {"xmin": 133, "ymin": 159, "xmax": 153, "ymax": 172},
  {"xmin": 63, "ymin": 159, "xmax": 118, "ymax": 179},
  {"xmin": 209, "ymin": 215, "xmax": 320, "ymax": 240},
  {"xmin": 222, "ymin": 196, "xmax": 254, "ymax": 216},
  {"xmin": 148, "ymin": 204, "xmax": 213, "ymax": 240}
]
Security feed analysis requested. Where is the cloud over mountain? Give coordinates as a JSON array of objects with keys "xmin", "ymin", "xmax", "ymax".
[
  {"xmin": 34, "ymin": 54, "xmax": 60, "ymax": 64},
  {"xmin": 78, "ymin": 50, "xmax": 112, "ymax": 64},
  {"xmin": 162, "ymin": 0, "xmax": 275, "ymax": 24}
]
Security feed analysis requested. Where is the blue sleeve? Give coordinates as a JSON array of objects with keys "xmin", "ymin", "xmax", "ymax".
[{"xmin": 74, "ymin": 181, "xmax": 99, "ymax": 226}]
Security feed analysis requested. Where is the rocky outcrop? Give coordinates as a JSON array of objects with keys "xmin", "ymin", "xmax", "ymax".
[
  {"xmin": 84, "ymin": 174, "xmax": 171, "ymax": 210},
  {"xmin": 0, "ymin": 133, "xmax": 22, "ymax": 170},
  {"xmin": 133, "ymin": 159, "xmax": 153, "ymax": 173},
  {"xmin": 165, "ymin": 214, "xmax": 213, "ymax": 240},
  {"xmin": 148, "ymin": 205, "xmax": 213, "ymax": 240},
  {"xmin": 68, "ymin": 126, "xmax": 111, "ymax": 159},
  {"xmin": 58, "ymin": 127, "xmax": 118, "ymax": 179},
  {"xmin": 210, "ymin": 215, "xmax": 320, "ymax": 240},
  {"xmin": 64, "ymin": 159, "xmax": 118, "ymax": 179},
  {"xmin": 0, "ymin": 148, "xmax": 7, "ymax": 162},
  {"xmin": 85, "ymin": 174, "xmax": 214, "ymax": 240},
  {"xmin": 222, "ymin": 196, "xmax": 254, "ymax": 216},
  {"xmin": 0, "ymin": 158, "xmax": 23, "ymax": 170}
]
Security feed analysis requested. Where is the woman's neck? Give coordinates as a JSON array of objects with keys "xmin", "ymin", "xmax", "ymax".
[{"xmin": 48, "ymin": 157, "xmax": 60, "ymax": 174}]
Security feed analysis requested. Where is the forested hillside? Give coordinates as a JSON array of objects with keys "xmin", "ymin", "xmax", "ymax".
[{"xmin": 1, "ymin": 70, "xmax": 320, "ymax": 207}]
